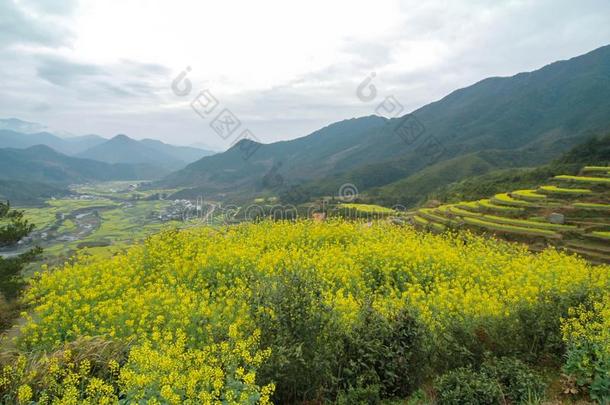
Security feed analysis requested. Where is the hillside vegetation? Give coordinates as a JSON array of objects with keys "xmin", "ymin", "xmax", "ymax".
[
  {"xmin": 0, "ymin": 180, "xmax": 69, "ymax": 206},
  {"xmin": 411, "ymin": 164, "xmax": 610, "ymax": 263},
  {"xmin": 1, "ymin": 221, "xmax": 609, "ymax": 403},
  {"xmin": 429, "ymin": 134, "xmax": 610, "ymax": 205}
]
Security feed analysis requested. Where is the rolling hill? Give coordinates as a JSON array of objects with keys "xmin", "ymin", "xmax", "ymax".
[
  {"xmin": 0, "ymin": 145, "xmax": 167, "ymax": 185},
  {"xmin": 425, "ymin": 134, "xmax": 610, "ymax": 205},
  {"xmin": 159, "ymin": 44, "xmax": 610, "ymax": 203}
]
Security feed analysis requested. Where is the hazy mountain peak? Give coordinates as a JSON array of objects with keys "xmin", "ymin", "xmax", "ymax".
[
  {"xmin": 231, "ymin": 138, "xmax": 262, "ymax": 149},
  {"xmin": 111, "ymin": 134, "xmax": 133, "ymax": 142},
  {"xmin": 25, "ymin": 144, "xmax": 58, "ymax": 153}
]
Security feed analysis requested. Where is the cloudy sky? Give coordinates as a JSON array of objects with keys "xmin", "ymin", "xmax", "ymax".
[{"xmin": 1, "ymin": 0, "xmax": 610, "ymax": 150}]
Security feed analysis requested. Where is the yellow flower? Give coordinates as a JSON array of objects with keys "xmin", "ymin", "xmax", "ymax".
[
  {"xmin": 4, "ymin": 219, "xmax": 608, "ymax": 402},
  {"xmin": 17, "ymin": 384, "xmax": 33, "ymax": 404}
]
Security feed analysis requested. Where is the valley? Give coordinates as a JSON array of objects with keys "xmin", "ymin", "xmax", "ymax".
[{"xmin": 0, "ymin": 182, "xmax": 190, "ymax": 267}]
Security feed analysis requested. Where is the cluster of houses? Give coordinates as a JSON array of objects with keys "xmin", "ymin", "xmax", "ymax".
[{"xmin": 157, "ymin": 199, "xmax": 203, "ymax": 222}]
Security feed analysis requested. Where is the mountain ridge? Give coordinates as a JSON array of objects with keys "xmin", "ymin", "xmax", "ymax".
[
  {"xmin": 76, "ymin": 134, "xmax": 214, "ymax": 170},
  {"xmin": 0, "ymin": 127, "xmax": 215, "ymax": 171},
  {"xmin": 0, "ymin": 129, "xmax": 107, "ymax": 155},
  {"xmin": 159, "ymin": 44, "xmax": 610, "ymax": 203}
]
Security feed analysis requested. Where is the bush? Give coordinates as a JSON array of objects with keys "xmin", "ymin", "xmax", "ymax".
[
  {"xmin": 338, "ymin": 305, "xmax": 428, "ymax": 399},
  {"xmin": 434, "ymin": 357, "xmax": 546, "ymax": 405},
  {"xmin": 434, "ymin": 367, "xmax": 503, "ymax": 405},
  {"xmin": 251, "ymin": 268, "xmax": 428, "ymax": 404},
  {"xmin": 250, "ymin": 267, "xmax": 342, "ymax": 403},
  {"xmin": 434, "ymin": 289, "xmax": 593, "ymax": 373},
  {"xmin": 0, "ymin": 296, "xmax": 17, "ymax": 332},
  {"xmin": 505, "ymin": 290, "xmax": 592, "ymax": 363},
  {"xmin": 482, "ymin": 357, "xmax": 546, "ymax": 403}
]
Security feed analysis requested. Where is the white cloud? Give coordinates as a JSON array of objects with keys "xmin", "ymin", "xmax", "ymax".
[{"xmin": 0, "ymin": 0, "xmax": 609, "ymax": 149}]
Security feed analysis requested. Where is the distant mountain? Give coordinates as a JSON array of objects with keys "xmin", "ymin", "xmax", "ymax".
[
  {"xmin": 0, "ymin": 129, "xmax": 106, "ymax": 155},
  {"xmin": 160, "ymin": 44, "xmax": 610, "ymax": 204},
  {"xmin": 0, "ymin": 145, "xmax": 168, "ymax": 185},
  {"xmin": 77, "ymin": 134, "xmax": 213, "ymax": 170},
  {"xmin": 0, "ymin": 121, "xmax": 214, "ymax": 171},
  {"xmin": 139, "ymin": 139, "xmax": 215, "ymax": 163},
  {"xmin": 67, "ymin": 134, "xmax": 109, "ymax": 153}
]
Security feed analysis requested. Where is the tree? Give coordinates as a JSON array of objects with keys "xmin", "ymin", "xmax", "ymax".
[{"xmin": 0, "ymin": 201, "xmax": 41, "ymax": 301}]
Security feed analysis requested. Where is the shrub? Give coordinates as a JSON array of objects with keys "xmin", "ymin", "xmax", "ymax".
[
  {"xmin": 482, "ymin": 357, "xmax": 546, "ymax": 403},
  {"xmin": 0, "ymin": 296, "xmax": 18, "ymax": 332},
  {"xmin": 338, "ymin": 305, "xmax": 428, "ymax": 399},
  {"xmin": 252, "ymin": 274, "xmax": 428, "ymax": 403},
  {"xmin": 505, "ymin": 289, "xmax": 592, "ymax": 363},
  {"xmin": 434, "ymin": 367, "xmax": 503, "ymax": 405},
  {"xmin": 434, "ymin": 288, "xmax": 593, "ymax": 373},
  {"xmin": 250, "ymin": 267, "xmax": 342, "ymax": 403},
  {"xmin": 434, "ymin": 358, "xmax": 546, "ymax": 405}
]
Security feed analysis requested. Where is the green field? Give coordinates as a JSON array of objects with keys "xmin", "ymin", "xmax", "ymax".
[
  {"xmin": 72, "ymin": 181, "xmax": 180, "ymax": 200},
  {"xmin": 339, "ymin": 203, "xmax": 395, "ymax": 213},
  {"xmin": 538, "ymin": 185, "xmax": 592, "ymax": 195},
  {"xmin": 10, "ymin": 183, "xmax": 187, "ymax": 266}
]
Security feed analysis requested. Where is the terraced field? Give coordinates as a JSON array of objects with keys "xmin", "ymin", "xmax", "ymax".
[
  {"xmin": 410, "ymin": 165, "xmax": 610, "ymax": 263},
  {"xmin": 335, "ymin": 203, "xmax": 396, "ymax": 219}
]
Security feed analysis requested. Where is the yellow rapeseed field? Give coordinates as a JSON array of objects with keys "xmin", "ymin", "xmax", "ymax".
[{"xmin": 1, "ymin": 220, "xmax": 609, "ymax": 403}]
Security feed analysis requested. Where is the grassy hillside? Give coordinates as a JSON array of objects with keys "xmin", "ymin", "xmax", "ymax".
[
  {"xmin": 1, "ymin": 221, "xmax": 608, "ymax": 403},
  {"xmin": 434, "ymin": 134, "xmax": 610, "ymax": 204},
  {"xmin": 368, "ymin": 152, "xmax": 503, "ymax": 207},
  {"xmin": 369, "ymin": 134, "xmax": 610, "ymax": 207}
]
